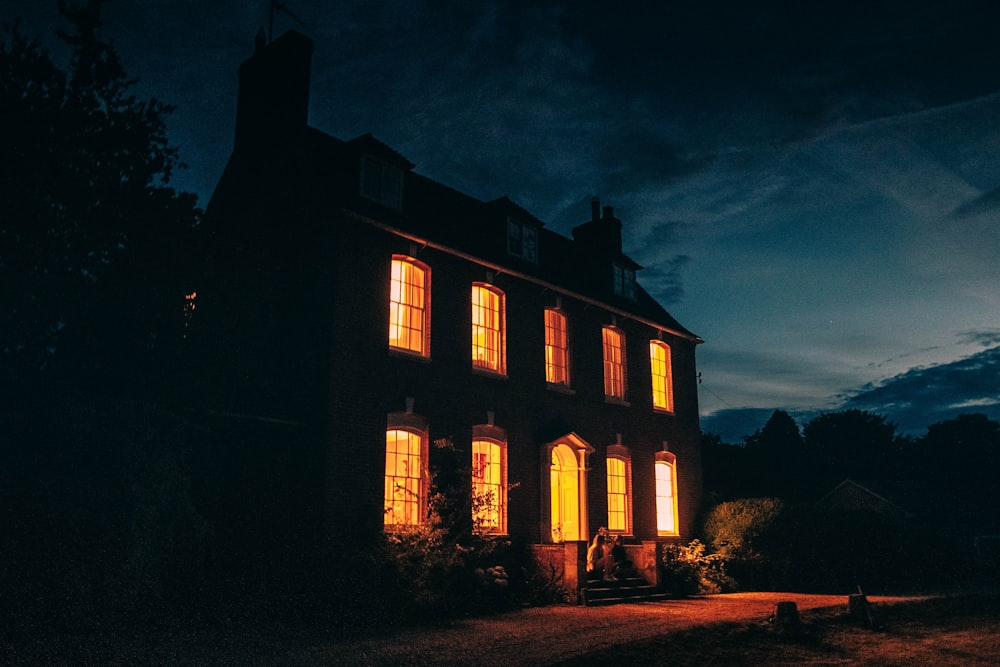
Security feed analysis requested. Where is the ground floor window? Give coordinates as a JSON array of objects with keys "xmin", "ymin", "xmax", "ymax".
[
  {"xmin": 472, "ymin": 435, "xmax": 507, "ymax": 533},
  {"xmin": 606, "ymin": 444, "xmax": 632, "ymax": 534},
  {"xmin": 385, "ymin": 427, "xmax": 425, "ymax": 527},
  {"xmin": 655, "ymin": 451, "xmax": 678, "ymax": 536}
]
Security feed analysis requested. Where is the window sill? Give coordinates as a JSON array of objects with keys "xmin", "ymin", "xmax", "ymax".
[
  {"xmin": 652, "ymin": 406, "xmax": 675, "ymax": 415},
  {"xmin": 471, "ymin": 366, "xmax": 508, "ymax": 380},
  {"xmin": 388, "ymin": 348, "xmax": 431, "ymax": 363},
  {"xmin": 604, "ymin": 396, "xmax": 631, "ymax": 407},
  {"xmin": 545, "ymin": 382, "xmax": 576, "ymax": 395}
]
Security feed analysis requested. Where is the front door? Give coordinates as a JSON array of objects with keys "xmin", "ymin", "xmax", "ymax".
[{"xmin": 550, "ymin": 444, "xmax": 579, "ymax": 541}]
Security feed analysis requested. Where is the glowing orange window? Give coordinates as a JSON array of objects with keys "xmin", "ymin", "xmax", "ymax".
[
  {"xmin": 649, "ymin": 340, "xmax": 674, "ymax": 411},
  {"xmin": 389, "ymin": 256, "xmax": 429, "ymax": 355},
  {"xmin": 544, "ymin": 308, "xmax": 570, "ymax": 385},
  {"xmin": 471, "ymin": 284, "xmax": 505, "ymax": 374},
  {"xmin": 655, "ymin": 454, "xmax": 678, "ymax": 536},
  {"xmin": 606, "ymin": 456, "xmax": 629, "ymax": 532},
  {"xmin": 472, "ymin": 438, "xmax": 506, "ymax": 533},
  {"xmin": 384, "ymin": 429, "xmax": 425, "ymax": 527},
  {"xmin": 602, "ymin": 326, "xmax": 626, "ymax": 399}
]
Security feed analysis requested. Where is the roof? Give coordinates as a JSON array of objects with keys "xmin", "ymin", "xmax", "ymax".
[{"xmin": 213, "ymin": 113, "xmax": 700, "ymax": 343}]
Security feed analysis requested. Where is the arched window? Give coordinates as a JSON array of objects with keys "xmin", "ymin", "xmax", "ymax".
[
  {"xmin": 655, "ymin": 451, "xmax": 678, "ymax": 536},
  {"xmin": 472, "ymin": 425, "xmax": 508, "ymax": 534},
  {"xmin": 649, "ymin": 340, "xmax": 674, "ymax": 412},
  {"xmin": 471, "ymin": 283, "xmax": 506, "ymax": 374},
  {"xmin": 602, "ymin": 326, "xmax": 627, "ymax": 400},
  {"xmin": 388, "ymin": 256, "xmax": 430, "ymax": 356},
  {"xmin": 384, "ymin": 414, "xmax": 428, "ymax": 528},
  {"xmin": 544, "ymin": 308, "xmax": 570, "ymax": 386},
  {"xmin": 606, "ymin": 444, "xmax": 633, "ymax": 534}
]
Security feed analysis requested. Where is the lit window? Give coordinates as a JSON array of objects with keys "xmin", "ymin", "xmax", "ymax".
[
  {"xmin": 361, "ymin": 156, "xmax": 403, "ymax": 209},
  {"xmin": 649, "ymin": 340, "xmax": 674, "ymax": 411},
  {"xmin": 507, "ymin": 220, "xmax": 538, "ymax": 263},
  {"xmin": 471, "ymin": 283, "xmax": 506, "ymax": 374},
  {"xmin": 544, "ymin": 308, "xmax": 570, "ymax": 386},
  {"xmin": 612, "ymin": 264, "xmax": 636, "ymax": 300},
  {"xmin": 602, "ymin": 326, "xmax": 626, "ymax": 400},
  {"xmin": 473, "ymin": 438, "xmax": 507, "ymax": 533},
  {"xmin": 384, "ymin": 428, "xmax": 425, "ymax": 527},
  {"xmin": 388, "ymin": 256, "xmax": 430, "ymax": 356},
  {"xmin": 655, "ymin": 453, "xmax": 678, "ymax": 536},
  {"xmin": 606, "ymin": 454, "xmax": 631, "ymax": 533}
]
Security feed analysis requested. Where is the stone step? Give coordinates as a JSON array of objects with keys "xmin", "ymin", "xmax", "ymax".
[{"xmin": 580, "ymin": 576, "xmax": 669, "ymax": 606}]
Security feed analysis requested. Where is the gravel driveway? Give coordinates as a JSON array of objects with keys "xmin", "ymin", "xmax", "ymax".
[{"xmin": 303, "ymin": 592, "xmax": 918, "ymax": 666}]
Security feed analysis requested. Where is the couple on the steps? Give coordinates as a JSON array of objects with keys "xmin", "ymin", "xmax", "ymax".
[{"xmin": 586, "ymin": 526, "xmax": 631, "ymax": 581}]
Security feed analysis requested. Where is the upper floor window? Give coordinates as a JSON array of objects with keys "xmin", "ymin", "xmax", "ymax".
[
  {"xmin": 649, "ymin": 340, "xmax": 674, "ymax": 412},
  {"xmin": 389, "ymin": 256, "xmax": 430, "ymax": 356},
  {"xmin": 361, "ymin": 155, "xmax": 403, "ymax": 209},
  {"xmin": 612, "ymin": 263, "xmax": 637, "ymax": 300},
  {"xmin": 606, "ymin": 446, "xmax": 632, "ymax": 534},
  {"xmin": 384, "ymin": 427, "xmax": 426, "ymax": 527},
  {"xmin": 655, "ymin": 452, "xmax": 678, "ymax": 536},
  {"xmin": 544, "ymin": 308, "xmax": 570, "ymax": 386},
  {"xmin": 602, "ymin": 326, "xmax": 627, "ymax": 400},
  {"xmin": 471, "ymin": 283, "xmax": 506, "ymax": 374},
  {"xmin": 507, "ymin": 219, "xmax": 538, "ymax": 263},
  {"xmin": 472, "ymin": 435, "xmax": 507, "ymax": 534}
]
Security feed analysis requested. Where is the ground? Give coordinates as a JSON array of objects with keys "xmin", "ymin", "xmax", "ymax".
[{"xmin": 5, "ymin": 590, "xmax": 999, "ymax": 665}]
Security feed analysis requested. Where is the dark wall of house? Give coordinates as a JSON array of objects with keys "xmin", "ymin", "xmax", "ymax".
[
  {"xmin": 197, "ymin": 30, "xmax": 703, "ymax": 554},
  {"xmin": 311, "ymin": 211, "xmax": 702, "ymax": 545}
]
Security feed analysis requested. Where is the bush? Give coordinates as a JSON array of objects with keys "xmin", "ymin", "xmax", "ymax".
[{"xmin": 660, "ymin": 540, "xmax": 736, "ymax": 596}]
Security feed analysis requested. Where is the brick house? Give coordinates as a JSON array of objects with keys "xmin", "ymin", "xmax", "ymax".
[{"xmin": 198, "ymin": 31, "xmax": 703, "ymax": 590}]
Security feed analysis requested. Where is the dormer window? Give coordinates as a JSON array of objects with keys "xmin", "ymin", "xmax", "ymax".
[
  {"xmin": 612, "ymin": 263, "xmax": 636, "ymax": 300},
  {"xmin": 361, "ymin": 155, "xmax": 403, "ymax": 209},
  {"xmin": 507, "ymin": 219, "xmax": 538, "ymax": 263}
]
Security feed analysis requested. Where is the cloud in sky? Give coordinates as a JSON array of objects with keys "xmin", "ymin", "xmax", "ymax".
[{"xmin": 8, "ymin": 0, "xmax": 1000, "ymax": 438}]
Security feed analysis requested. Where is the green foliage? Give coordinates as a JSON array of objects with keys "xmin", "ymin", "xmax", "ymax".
[
  {"xmin": 660, "ymin": 540, "xmax": 736, "ymax": 596},
  {"xmin": 373, "ymin": 475, "xmax": 521, "ymax": 624},
  {"xmin": 702, "ymin": 498, "xmax": 785, "ymax": 558}
]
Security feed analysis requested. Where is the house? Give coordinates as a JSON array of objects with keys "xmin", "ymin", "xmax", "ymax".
[{"xmin": 198, "ymin": 30, "xmax": 703, "ymax": 592}]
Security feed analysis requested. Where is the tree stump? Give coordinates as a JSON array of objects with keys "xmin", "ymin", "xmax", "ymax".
[
  {"xmin": 848, "ymin": 593, "xmax": 882, "ymax": 629},
  {"xmin": 773, "ymin": 601, "xmax": 801, "ymax": 635}
]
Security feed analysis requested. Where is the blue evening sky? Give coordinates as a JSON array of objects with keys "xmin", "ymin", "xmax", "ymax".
[{"xmin": 8, "ymin": 1, "xmax": 999, "ymax": 441}]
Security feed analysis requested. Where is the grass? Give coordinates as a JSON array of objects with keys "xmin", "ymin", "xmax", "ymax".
[
  {"xmin": 4, "ymin": 591, "xmax": 998, "ymax": 665},
  {"xmin": 556, "ymin": 592, "xmax": 1000, "ymax": 666}
]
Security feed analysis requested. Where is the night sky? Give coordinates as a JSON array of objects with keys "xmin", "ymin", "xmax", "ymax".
[{"xmin": 9, "ymin": 1, "xmax": 1000, "ymax": 441}]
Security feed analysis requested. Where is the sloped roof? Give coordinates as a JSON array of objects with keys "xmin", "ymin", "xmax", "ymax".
[{"xmin": 217, "ymin": 121, "xmax": 700, "ymax": 342}]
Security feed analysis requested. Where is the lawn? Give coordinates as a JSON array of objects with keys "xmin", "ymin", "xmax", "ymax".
[{"xmin": 4, "ymin": 590, "xmax": 998, "ymax": 665}]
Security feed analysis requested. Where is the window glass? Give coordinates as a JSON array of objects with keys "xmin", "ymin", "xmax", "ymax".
[
  {"xmin": 655, "ymin": 459, "xmax": 677, "ymax": 535},
  {"xmin": 385, "ymin": 429, "xmax": 423, "ymax": 526},
  {"xmin": 649, "ymin": 341, "xmax": 674, "ymax": 411},
  {"xmin": 602, "ymin": 326, "xmax": 626, "ymax": 399},
  {"xmin": 612, "ymin": 264, "xmax": 636, "ymax": 300},
  {"xmin": 607, "ymin": 456, "xmax": 629, "ymax": 532},
  {"xmin": 544, "ymin": 309, "xmax": 570, "ymax": 385},
  {"xmin": 389, "ymin": 257, "xmax": 429, "ymax": 355},
  {"xmin": 472, "ymin": 439, "xmax": 506, "ymax": 532},
  {"xmin": 472, "ymin": 284, "xmax": 505, "ymax": 374},
  {"xmin": 507, "ymin": 220, "xmax": 538, "ymax": 262}
]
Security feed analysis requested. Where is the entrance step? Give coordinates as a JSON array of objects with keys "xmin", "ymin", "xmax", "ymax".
[{"xmin": 580, "ymin": 575, "xmax": 670, "ymax": 606}]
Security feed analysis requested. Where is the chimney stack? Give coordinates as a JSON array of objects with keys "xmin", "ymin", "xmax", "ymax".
[{"xmin": 234, "ymin": 30, "xmax": 314, "ymax": 153}]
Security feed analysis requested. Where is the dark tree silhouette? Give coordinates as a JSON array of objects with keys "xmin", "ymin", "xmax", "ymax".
[
  {"xmin": 802, "ymin": 409, "xmax": 903, "ymax": 484},
  {"xmin": 0, "ymin": 2, "xmax": 208, "ymax": 633},
  {"xmin": 701, "ymin": 431, "xmax": 755, "ymax": 501},
  {"xmin": 1, "ymin": 0, "xmax": 200, "ymax": 394},
  {"xmin": 908, "ymin": 413, "xmax": 999, "ymax": 512},
  {"xmin": 743, "ymin": 409, "xmax": 819, "ymax": 500}
]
